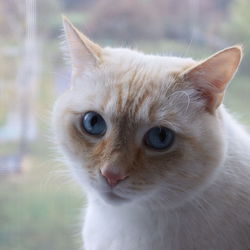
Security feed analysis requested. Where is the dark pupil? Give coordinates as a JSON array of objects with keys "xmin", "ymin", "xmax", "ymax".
[
  {"xmin": 145, "ymin": 126, "xmax": 174, "ymax": 150},
  {"xmin": 159, "ymin": 129, "xmax": 166, "ymax": 142},
  {"xmin": 91, "ymin": 116, "xmax": 98, "ymax": 127},
  {"xmin": 82, "ymin": 111, "xmax": 106, "ymax": 136}
]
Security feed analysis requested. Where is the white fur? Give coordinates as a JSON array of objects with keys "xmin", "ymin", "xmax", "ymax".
[{"xmin": 53, "ymin": 33, "xmax": 250, "ymax": 249}]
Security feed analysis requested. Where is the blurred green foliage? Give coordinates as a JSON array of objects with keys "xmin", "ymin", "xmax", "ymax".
[{"xmin": 0, "ymin": 158, "xmax": 83, "ymax": 250}]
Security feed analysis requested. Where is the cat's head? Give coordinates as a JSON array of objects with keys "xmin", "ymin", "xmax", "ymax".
[{"xmin": 53, "ymin": 17, "xmax": 242, "ymax": 207}]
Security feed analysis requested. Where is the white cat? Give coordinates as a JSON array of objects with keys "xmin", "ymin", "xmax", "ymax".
[{"xmin": 52, "ymin": 17, "xmax": 250, "ymax": 250}]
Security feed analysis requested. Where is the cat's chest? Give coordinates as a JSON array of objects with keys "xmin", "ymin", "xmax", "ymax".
[
  {"xmin": 82, "ymin": 201, "xmax": 250, "ymax": 250},
  {"xmin": 83, "ymin": 204, "xmax": 171, "ymax": 250}
]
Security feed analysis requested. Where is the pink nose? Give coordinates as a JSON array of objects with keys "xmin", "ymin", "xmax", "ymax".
[{"xmin": 101, "ymin": 169, "xmax": 128, "ymax": 187}]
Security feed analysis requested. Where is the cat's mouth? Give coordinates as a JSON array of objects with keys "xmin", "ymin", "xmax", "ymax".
[{"xmin": 101, "ymin": 190, "xmax": 129, "ymax": 205}]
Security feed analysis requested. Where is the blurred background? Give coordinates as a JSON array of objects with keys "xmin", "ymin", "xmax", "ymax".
[{"xmin": 0, "ymin": 0, "xmax": 250, "ymax": 249}]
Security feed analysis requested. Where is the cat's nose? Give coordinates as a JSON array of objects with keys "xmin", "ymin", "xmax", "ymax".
[{"xmin": 100, "ymin": 168, "xmax": 128, "ymax": 187}]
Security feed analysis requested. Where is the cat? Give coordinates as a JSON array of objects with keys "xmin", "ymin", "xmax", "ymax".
[{"xmin": 52, "ymin": 16, "xmax": 250, "ymax": 250}]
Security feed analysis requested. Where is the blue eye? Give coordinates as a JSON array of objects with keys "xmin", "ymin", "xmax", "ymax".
[
  {"xmin": 82, "ymin": 111, "xmax": 107, "ymax": 136},
  {"xmin": 144, "ymin": 126, "xmax": 175, "ymax": 150}
]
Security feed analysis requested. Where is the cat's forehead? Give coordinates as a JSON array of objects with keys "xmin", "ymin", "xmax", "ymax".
[
  {"xmin": 69, "ymin": 50, "xmax": 196, "ymax": 127},
  {"xmin": 103, "ymin": 47, "xmax": 195, "ymax": 77},
  {"xmin": 89, "ymin": 48, "xmax": 196, "ymax": 97}
]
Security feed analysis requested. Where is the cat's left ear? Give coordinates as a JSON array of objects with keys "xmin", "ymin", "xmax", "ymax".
[
  {"xmin": 182, "ymin": 46, "xmax": 242, "ymax": 112},
  {"xmin": 62, "ymin": 16, "xmax": 103, "ymax": 72}
]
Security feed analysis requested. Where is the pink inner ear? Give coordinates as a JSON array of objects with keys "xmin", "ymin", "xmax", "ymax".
[
  {"xmin": 212, "ymin": 79, "xmax": 226, "ymax": 92},
  {"xmin": 184, "ymin": 68, "xmax": 225, "ymax": 99},
  {"xmin": 183, "ymin": 46, "xmax": 242, "ymax": 111},
  {"xmin": 185, "ymin": 46, "xmax": 242, "ymax": 94}
]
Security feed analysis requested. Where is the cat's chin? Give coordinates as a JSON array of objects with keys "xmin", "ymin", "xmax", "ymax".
[{"xmin": 100, "ymin": 191, "xmax": 130, "ymax": 206}]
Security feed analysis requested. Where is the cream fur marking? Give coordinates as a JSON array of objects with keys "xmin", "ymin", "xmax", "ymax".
[{"xmin": 52, "ymin": 17, "xmax": 250, "ymax": 250}]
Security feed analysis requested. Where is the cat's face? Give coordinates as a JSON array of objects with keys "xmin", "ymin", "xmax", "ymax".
[{"xmin": 53, "ymin": 17, "xmax": 242, "ymax": 207}]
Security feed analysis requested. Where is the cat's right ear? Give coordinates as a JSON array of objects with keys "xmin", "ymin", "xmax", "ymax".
[{"xmin": 62, "ymin": 16, "xmax": 103, "ymax": 72}]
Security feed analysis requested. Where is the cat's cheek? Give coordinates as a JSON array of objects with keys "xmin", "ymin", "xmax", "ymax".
[
  {"xmin": 156, "ymin": 142, "xmax": 226, "ymax": 207},
  {"xmin": 55, "ymin": 137, "xmax": 98, "ymax": 189},
  {"xmin": 71, "ymin": 166, "xmax": 90, "ymax": 187},
  {"xmin": 135, "ymin": 125, "xmax": 226, "ymax": 207}
]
